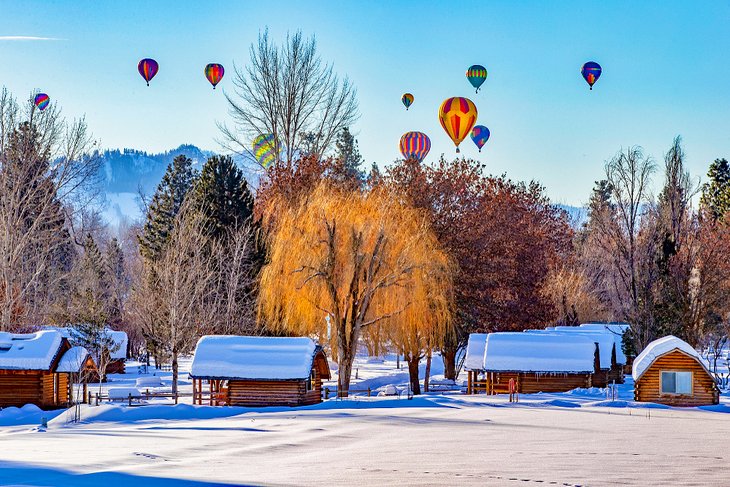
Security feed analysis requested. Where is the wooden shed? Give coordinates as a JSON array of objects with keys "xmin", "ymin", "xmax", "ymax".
[
  {"xmin": 190, "ymin": 336, "xmax": 331, "ymax": 407},
  {"xmin": 481, "ymin": 332, "xmax": 595, "ymax": 394},
  {"xmin": 464, "ymin": 333, "xmax": 487, "ymax": 394},
  {"xmin": 0, "ymin": 330, "xmax": 91, "ymax": 409},
  {"xmin": 633, "ymin": 335, "xmax": 719, "ymax": 407}
]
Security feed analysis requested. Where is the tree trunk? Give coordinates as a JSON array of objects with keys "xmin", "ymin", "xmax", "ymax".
[
  {"xmin": 337, "ymin": 346, "xmax": 355, "ymax": 397},
  {"xmin": 442, "ymin": 345, "xmax": 457, "ymax": 381},
  {"xmin": 171, "ymin": 352, "xmax": 179, "ymax": 395},
  {"xmin": 407, "ymin": 356, "xmax": 421, "ymax": 395},
  {"xmin": 424, "ymin": 350, "xmax": 432, "ymax": 393}
]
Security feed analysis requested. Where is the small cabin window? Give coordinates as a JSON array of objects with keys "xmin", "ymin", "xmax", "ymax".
[
  {"xmin": 306, "ymin": 369, "xmax": 316, "ymax": 392},
  {"xmin": 661, "ymin": 371, "xmax": 692, "ymax": 394}
]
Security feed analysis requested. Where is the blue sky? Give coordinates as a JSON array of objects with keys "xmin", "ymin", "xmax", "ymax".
[{"xmin": 1, "ymin": 1, "xmax": 729, "ymax": 205}]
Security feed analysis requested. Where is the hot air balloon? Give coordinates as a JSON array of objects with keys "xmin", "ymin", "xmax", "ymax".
[
  {"xmin": 401, "ymin": 93, "xmax": 414, "ymax": 110},
  {"xmin": 581, "ymin": 61, "xmax": 602, "ymax": 90},
  {"xmin": 34, "ymin": 93, "xmax": 50, "ymax": 111},
  {"xmin": 471, "ymin": 125, "xmax": 490, "ymax": 152},
  {"xmin": 438, "ymin": 97, "xmax": 478, "ymax": 153},
  {"xmin": 253, "ymin": 134, "xmax": 278, "ymax": 169},
  {"xmin": 466, "ymin": 65, "xmax": 487, "ymax": 93},
  {"xmin": 205, "ymin": 63, "xmax": 225, "ymax": 89},
  {"xmin": 399, "ymin": 131, "xmax": 431, "ymax": 162},
  {"xmin": 138, "ymin": 58, "xmax": 159, "ymax": 86}
]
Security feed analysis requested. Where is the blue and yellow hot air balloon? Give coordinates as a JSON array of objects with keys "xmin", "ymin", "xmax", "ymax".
[
  {"xmin": 471, "ymin": 125, "xmax": 490, "ymax": 152},
  {"xmin": 399, "ymin": 131, "xmax": 431, "ymax": 162},
  {"xmin": 438, "ymin": 97, "xmax": 478, "ymax": 153},
  {"xmin": 581, "ymin": 61, "xmax": 602, "ymax": 90},
  {"xmin": 401, "ymin": 93, "xmax": 414, "ymax": 110},
  {"xmin": 466, "ymin": 65, "xmax": 487, "ymax": 93},
  {"xmin": 253, "ymin": 134, "xmax": 278, "ymax": 169}
]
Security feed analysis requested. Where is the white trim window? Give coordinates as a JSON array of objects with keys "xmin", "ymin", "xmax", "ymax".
[{"xmin": 660, "ymin": 371, "xmax": 692, "ymax": 395}]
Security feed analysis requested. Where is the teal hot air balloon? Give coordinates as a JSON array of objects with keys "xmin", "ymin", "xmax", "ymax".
[
  {"xmin": 401, "ymin": 93, "xmax": 414, "ymax": 110},
  {"xmin": 471, "ymin": 125, "xmax": 490, "ymax": 152},
  {"xmin": 466, "ymin": 65, "xmax": 488, "ymax": 93}
]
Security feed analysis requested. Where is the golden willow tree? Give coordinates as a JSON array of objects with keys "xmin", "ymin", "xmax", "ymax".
[{"xmin": 259, "ymin": 182, "xmax": 453, "ymax": 395}]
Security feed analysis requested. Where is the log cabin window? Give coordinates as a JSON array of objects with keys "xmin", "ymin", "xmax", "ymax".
[
  {"xmin": 306, "ymin": 369, "xmax": 315, "ymax": 392},
  {"xmin": 661, "ymin": 371, "xmax": 692, "ymax": 394}
]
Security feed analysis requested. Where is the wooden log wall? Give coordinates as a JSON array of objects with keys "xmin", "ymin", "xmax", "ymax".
[
  {"xmin": 634, "ymin": 350, "xmax": 719, "ymax": 406},
  {"xmin": 486, "ymin": 371, "xmax": 591, "ymax": 394}
]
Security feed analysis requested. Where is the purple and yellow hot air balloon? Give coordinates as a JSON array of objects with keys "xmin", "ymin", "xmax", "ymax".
[
  {"xmin": 399, "ymin": 131, "xmax": 431, "ymax": 162},
  {"xmin": 138, "ymin": 58, "xmax": 159, "ymax": 86},
  {"xmin": 581, "ymin": 61, "xmax": 602, "ymax": 90},
  {"xmin": 466, "ymin": 65, "xmax": 488, "ymax": 93},
  {"xmin": 205, "ymin": 63, "xmax": 225, "ymax": 89},
  {"xmin": 34, "ymin": 93, "xmax": 50, "ymax": 111},
  {"xmin": 471, "ymin": 125, "xmax": 490, "ymax": 152},
  {"xmin": 438, "ymin": 97, "xmax": 478, "ymax": 153},
  {"xmin": 253, "ymin": 134, "xmax": 278, "ymax": 169},
  {"xmin": 401, "ymin": 93, "xmax": 414, "ymax": 110}
]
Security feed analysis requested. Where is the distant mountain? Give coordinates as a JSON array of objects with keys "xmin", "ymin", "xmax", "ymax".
[{"xmin": 101, "ymin": 144, "xmax": 215, "ymax": 195}]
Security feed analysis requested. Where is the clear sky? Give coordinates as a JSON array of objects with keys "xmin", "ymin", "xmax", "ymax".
[{"xmin": 1, "ymin": 1, "xmax": 729, "ymax": 205}]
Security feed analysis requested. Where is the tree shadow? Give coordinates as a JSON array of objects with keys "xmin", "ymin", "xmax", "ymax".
[{"xmin": 0, "ymin": 460, "xmax": 267, "ymax": 487}]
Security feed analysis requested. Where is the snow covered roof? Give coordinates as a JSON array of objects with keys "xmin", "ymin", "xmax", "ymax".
[
  {"xmin": 632, "ymin": 335, "xmax": 709, "ymax": 381},
  {"xmin": 579, "ymin": 323, "xmax": 629, "ymax": 364},
  {"xmin": 190, "ymin": 335, "xmax": 324, "ymax": 380},
  {"xmin": 483, "ymin": 332, "xmax": 596, "ymax": 373},
  {"xmin": 464, "ymin": 333, "xmax": 488, "ymax": 371},
  {"xmin": 0, "ymin": 330, "xmax": 65, "ymax": 371},
  {"xmin": 56, "ymin": 346, "xmax": 91, "ymax": 373},
  {"xmin": 550, "ymin": 327, "xmax": 619, "ymax": 368}
]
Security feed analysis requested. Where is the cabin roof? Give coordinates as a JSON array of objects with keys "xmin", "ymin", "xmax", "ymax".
[
  {"xmin": 632, "ymin": 335, "xmax": 709, "ymax": 381},
  {"xmin": 464, "ymin": 333, "xmax": 488, "ymax": 371},
  {"xmin": 56, "ymin": 346, "xmax": 91, "ymax": 373},
  {"xmin": 540, "ymin": 327, "xmax": 620, "ymax": 368},
  {"xmin": 578, "ymin": 323, "xmax": 629, "ymax": 363},
  {"xmin": 484, "ymin": 332, "xmax": 596, "ymax": 373},
  {"xmin": 44, "ymin": 326, "xmax": 127, "ymax": 359},
  {"xmin": 190, "ymin": 335, "xmax": 326, "ymax": 380},
  {"xmin": 0, "ymin": 330, "xmax": 65, "ymax": 371}
]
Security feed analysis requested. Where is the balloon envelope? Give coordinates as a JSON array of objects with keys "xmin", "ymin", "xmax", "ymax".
[
  {"xmin": 34, "ymin": 93, "xmax": 50, "ymax": 111},
  {"xmin": 466, "ymin": 65, "xmax": 488, "ymax": 92},
  {"xmin": 401, "ymin": 93, "xmax": 414, "ymax": 110},
  {"xmin": 253, "ymin": 134, "xmax": 278, "ymax": 169},
  {"xmin": 581, "ymin": 61, "xmax": 602, "ymax": 90},
  {"xmin": 138, "ymin": 58, "xmax": 159, "ymax": 86},
  {"xmin": 205, "ymin": 63, "xmax": 225, "ymax": 89},
  {"xmin": 471, "ymin": 125, "xmax": 490, "ymax": 152},
  {"xmin": 438, "ymin": 97, "xmax": 478, "ymax": 152},
  {"xmin": 399, "ymin": 131, "xmax": 431, "ymax": 162}
]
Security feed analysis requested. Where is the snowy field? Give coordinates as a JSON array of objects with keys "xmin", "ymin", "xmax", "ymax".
[{"xmin": 0, "ymin": 354, "xmax": 729, "ymax": 486}]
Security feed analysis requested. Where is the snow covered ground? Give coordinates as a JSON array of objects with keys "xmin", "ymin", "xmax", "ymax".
[{"xmin": 0, "ymin": 353, "xmax": 729, "ymax": 486}]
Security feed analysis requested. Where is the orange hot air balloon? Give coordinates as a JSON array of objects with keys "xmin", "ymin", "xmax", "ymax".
[{"xmin": 438, "ymin": 97, "xmax": 477, "ymax": 153}]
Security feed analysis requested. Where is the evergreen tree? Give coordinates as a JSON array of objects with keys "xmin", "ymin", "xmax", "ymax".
[
  {"xmin": 192, "ymin": 155, "xmax": 255, "ymax": 240},
  {"xmin": 700, "ymin": 158, "xmax": 730, "ymax": 221},
  {"xmin": 105, "ymin": 237, "xmax": 127, "ymax": 326},
  {"xmin": 139, "ymin": 155, "xmax": 197, "ymax": 261},
  {"xmin": 335, "ymin": 127, "xmax": 364, "ymax": 182}
]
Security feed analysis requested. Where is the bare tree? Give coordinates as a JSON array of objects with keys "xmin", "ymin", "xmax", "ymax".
[
  {"xmin": 220, "ymin": 30, "xmax": 359, "ymax": 167},
  {"xmin": 0, "ymin": 88, "xmax": 100, "ymax": 330}
]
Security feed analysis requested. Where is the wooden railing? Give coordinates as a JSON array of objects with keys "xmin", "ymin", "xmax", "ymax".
[{"xmin": 90, "ymin": 390, "xmax": 192, "ymax": 406}]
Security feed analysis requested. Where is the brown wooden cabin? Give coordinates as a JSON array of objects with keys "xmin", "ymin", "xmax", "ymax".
[
  {"xmin": 633, "ymin": 336, "xmax": 719, "ymax": 407},
  {"xmin": 477, "ymin": 333, "xmax": 596, "ymax": 394},
  {"xmin": 106, "ymin": 330, "xmax": 128, "ymax": 375},
  {"xmin": 190, "ymin": 335, "xmax": 331, "ymax": 407},
  {"xmin": 0, "ymin": 331, "xmax": 94, "ymax": 409}
]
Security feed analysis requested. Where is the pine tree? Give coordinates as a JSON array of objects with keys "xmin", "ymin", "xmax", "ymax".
[
  {"xmin": 700, "ymin": 158, "xmax": 730, "ymax": 221},
  {"xmin": 192, "ymin": 155, "xmax": 255, "ymax": 240},
  {"xmin": 139, "ymin": 155, "xmax": 197, "ymax": 261},
  {"xmin": 105, "ymin": 237, "xmax": 127, "ymax": 326},
  {"xmin": 335, "ymin": 127, "xmax": 364, "ymax": 182}
]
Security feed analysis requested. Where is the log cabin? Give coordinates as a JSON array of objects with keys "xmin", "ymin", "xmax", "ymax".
[
  {"xmin": 0, "ymin": 330, "xmax": 92, "ymax": 409},
  {"xmin": 190, "ymin": 336, "xmax": 331, "ymax": 407},
  {"xmin": 549, "ymin": 326, "xmax": 626, "ymax": 386},
  {"xmin": 579, "ymin": 322, "xmax": 632, "ymax": 373},
  {"xmin": 481, "ymin": 332, "xmax": 596, "ymax": 394},
  {"xmin": 633, "ymin": 335, "xmax": 719, "ymax": 407},
  {"xmin": 105, "ymin": 330, "xmax": 128, "ymax": 374}
]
